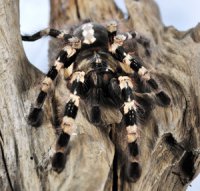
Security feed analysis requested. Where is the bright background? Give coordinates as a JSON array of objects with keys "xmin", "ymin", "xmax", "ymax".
[{"xmin": 20, "ymin": 0, "xmax": 200, "ymax": 190}]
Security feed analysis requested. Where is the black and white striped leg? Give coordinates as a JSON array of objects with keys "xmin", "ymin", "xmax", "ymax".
[
  {"xmin": 52, "ymin": 71, "xmax": 85, "ymax": 172},
  {"xmin": 28, "ymin": 43, "xmax": 79, "ymax": 127},
  {"xmin": 125, "ymin": 56, "xmax": 170, "ymax": 106},
  {"xmin": 106, "ymin": 20, "xmax": 118, "ymax": 44},
  {"xmin": 125, "ymin": 125, "xmax": 141, "ymax": 182},
  {"xmin": 27, "ymin": 61, "xmax": 63, "ymax": 127},
  {"xmin": 118, "ymin": 76, "xmax": 141, "ymax": 182},
  {"xmin": 109, "ymin": 36, "xmax": 171, "ymax": 106},
  {"xmin": 22, "ymin": 28, "xmax": 72, "ymax": 41}
]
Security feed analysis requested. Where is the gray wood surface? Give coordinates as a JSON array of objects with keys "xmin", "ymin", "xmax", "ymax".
[{"xmin": 0, "ymin": 0, "xmax": 200, "ymax": 190}]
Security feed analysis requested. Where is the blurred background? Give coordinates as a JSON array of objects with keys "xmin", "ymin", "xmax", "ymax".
[{"xmin": 20, "ymin": 1, "xmax": 200, "ymax": 190}]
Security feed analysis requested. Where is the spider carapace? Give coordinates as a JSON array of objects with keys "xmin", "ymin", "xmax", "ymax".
[{"xmin": 22, "ymin": 21, "xmax": 171, "ymax": 182}]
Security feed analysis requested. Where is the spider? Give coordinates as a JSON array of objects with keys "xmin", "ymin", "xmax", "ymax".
[{"xmin": 22, "ymin": 20, "xmax": 171, "ymax": 182}]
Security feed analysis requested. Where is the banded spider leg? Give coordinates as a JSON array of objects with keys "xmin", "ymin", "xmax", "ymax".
[
  {"xmin": 22, "ymin": 28, "xmax": 72, "ymax": 41},
  {"xmin": 109, "ymin": 34, "xmax": 171, "ymax": 107},
  {"xmin": 118, "ymin": 76, "xmax": 141, "ymax": 182},
  {"xmin": 106, "ymin": 20, "xmax": 151, "ymax": 56},
  {"xmin": 27, "ymin": 37, "xmax": 81, "ymax": 126},
  {"xmin": 52, "ymin": 71, "xmax": 85, "ymax": 172}
]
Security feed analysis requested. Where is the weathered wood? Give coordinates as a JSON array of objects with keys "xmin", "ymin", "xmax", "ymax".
[{"xmin": 0, "ymin": 0, "xmax": 200, "ymax": 191}]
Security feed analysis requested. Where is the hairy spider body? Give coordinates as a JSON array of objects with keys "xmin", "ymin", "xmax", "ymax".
[{"xmin": 22, "ymin": 21, "xmax": 171, "ymax": 183}]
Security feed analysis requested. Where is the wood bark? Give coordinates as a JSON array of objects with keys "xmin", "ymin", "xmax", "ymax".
[{"xmin": 0, "ymin": 0, "xmax": 200, "ymax": 191}]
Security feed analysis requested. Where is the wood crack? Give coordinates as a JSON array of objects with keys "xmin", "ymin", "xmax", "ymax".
[
  {"xmin": 0, "ymin": 142, "xmax": 14, "ymax": 191},
  {"xmin": 0, "ymin": 128, "xmax": 4, "ymax": 144},
  {"xmin": 75, "ymin": 0, "xmax": 81, "ymax": 20}
]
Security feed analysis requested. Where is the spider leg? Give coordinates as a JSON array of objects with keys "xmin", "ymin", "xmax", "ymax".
[
  {"xmin": 105, "ymin": 20, "xmax": 151, "ymax": 55},
  {"xmin": 21, "ymin": 28, "xmax": 72, "ymax": 41},
  {"xmin": 118, "ymin": 76, "xmax": 141, "ymax": 182},
  {"xmin": 51, "ymin": 95, "xmax": 63, "ymax": 132},
  {"xmin": 28, "ymin": 39, "xmax": 80, "ymax": 127},
  {"xmin": 52, "ymin": 71, "xmax": 85, "ymax": 172},
  {"xmin": 126, "ymin": 31, "xmax": 151, "ymax": 56},
  {"xmin": 109, "ymin": 35, "xmax": 171, "ymax": 107},
  {"xmin": 105, "ymin": 20, "xmax": 118, "ymax": 44}
]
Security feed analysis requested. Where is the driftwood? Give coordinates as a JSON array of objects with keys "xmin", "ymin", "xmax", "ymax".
[{"xmin": 0, "ymin": 0, "xmax": 200, "ymax": 190}]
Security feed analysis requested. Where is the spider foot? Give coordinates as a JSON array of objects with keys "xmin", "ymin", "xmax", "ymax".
[
  {"xmin": 146, "ymin": 79, "xmax": 171, "ymax": 107},
  {"xmin": 156, "ymin": 91, "xmax": 171, "ymax": 107},
  {"xmin": 145, "ymin": 47, "xmax": 151, "ymax": 57},
  {"xmin": 125, "ymin": 161, "xmax": 141, "ymax": 182},
  {"xmin": 27, "ymin": 107, "xmax": 44, "ymax": 127},
  {"xmin": 52, "ymin": 152, "xmax": 66, "ymax": 173}
]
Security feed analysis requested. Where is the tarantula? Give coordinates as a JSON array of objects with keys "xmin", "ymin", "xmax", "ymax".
[{"xmin": 22, "ymin": 20, "xmax": 171, "ymax": 182}]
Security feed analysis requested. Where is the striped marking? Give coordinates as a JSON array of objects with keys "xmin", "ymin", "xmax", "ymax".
[
  {"xmin": 41, "ymin": 61, "xmax": 64, "ymax": 92},
  {"xmin": 64, "ymin": 100, "xmax": 78, "ymax": 119},
  {"xmin": 69, "ymin": 94, "xmax": 80, "ymax": 107},
  {"xmin": 57, "ymin": 32, "xmax": 66, "ymax": 39},
  {"xmin": 63, "ymin": 94, "xmax": 80, "ymax": 119},
  {"xmin": 123, "ymin": 100, "xmax": 137, "ymax": 127},
  {"xmin": 47, "ymin": 66, "xmax": 58, "ymax": 80},
  {"xmin": 109, "ymin": 34, "xmax": 126, "ymax": 53},
  {"xmin": 113, "ymin": 45, "xmax": 151, "ymax": 80},
  {"xmin": 109, "ymin": 39, "xmax": 151, "ymax": 79},
  {"xmin": 126, "ymin": 125, "xmax": 139, "ymax": 143},
  {"xmin": 64, "ymin": 63, "xmax": 74, "ymax": 78},
  {"xmin": 123, "ymin": 54, "xmax": 132, "ymax": 65},
  {"xmin": 95, "ymin": 54, "xmax": 102, "ymax": 64},
  {"xmin": 134, "ymin": 31, "xmax": 140, "ymax": 40},
  {"xmin": 55, "ymin": 45, "xmax": 78, "ymax": 68},
  {"xmin": 22, "ymin": 28, "xmax": 72, "ymax": 41},
  {"xmin": 41, "ymin": 77, "xmax": 53, "ymax": 92},
  {"xmin": 118, "ymin": 76, "xmax": 133, "ymax": 90},
  {"xmin": 129, "ymin": 60, "xmax": 142, "ymax": 73},
  {"xmin": 49, "ymin": 29, "xmax": 72, "ymax": 40},
  {"xmin": 106, "ymin": 21, "xmax": 118, "ymax": 44},
  {"xmin": 36, "ymin": 91, "xmax": 47, "ymax": 107},
  {"xmin": 126, "ymin": 125, "xmax": 138, "ymax": 134},
  {"xmin": 29, "ymin": 44, "xmax": 78, "ymax": 128},
  {"xmin": 125, "ymin": 32, "xmax": 133, "ymax": 40},
  {"xmin": 138, "ymin": 67, "xmax": 150, "ymax": 80},
  {"xmin": 123, "ymin": 101, "xmax": 137, "ymax": 115},
  {"xmin": 63, "ymin": 45, "xmax": 77, "ymax": 58},
  {"xmin": 118, "ymin": 75, "xmax": 138, "ymax": 145},
  {"xmin": 70, "ymin": 71, "xmax": 85, "ymax": 83},
  {"xmin": 55, "ymin": 60, "xmax": 64, "ymax": 71},
  {"xmin": 82, "ymin": 23, "xmax": 96, "ymax": 44},
  {"xmin": 55, "ymin": 147, "xmax": 65, "ymax": 153},
  {"xmin": 61, "ymin": 116, "xmax": 75, "ymax": 135},
  {"xmin": 114, "ymin": 34, "xmax": 126, "ymax": 44},
  {"xmin": 70, "ymin": 71, "xmax": 85, "ymax": 95},
  {"xmin": 118, "ymin": 76, "xmax": 137, "ymax": 128},
  {"xmin": 40, "ymin": 28, "xmax": 50, "ymax": 36},
  {"xmin": 109, "ymin": 43, "xmax": 120, "ymax": 53},
  {"xmin": 57, "ymin": 133, "xmax": 70, "ymax": 148}
]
